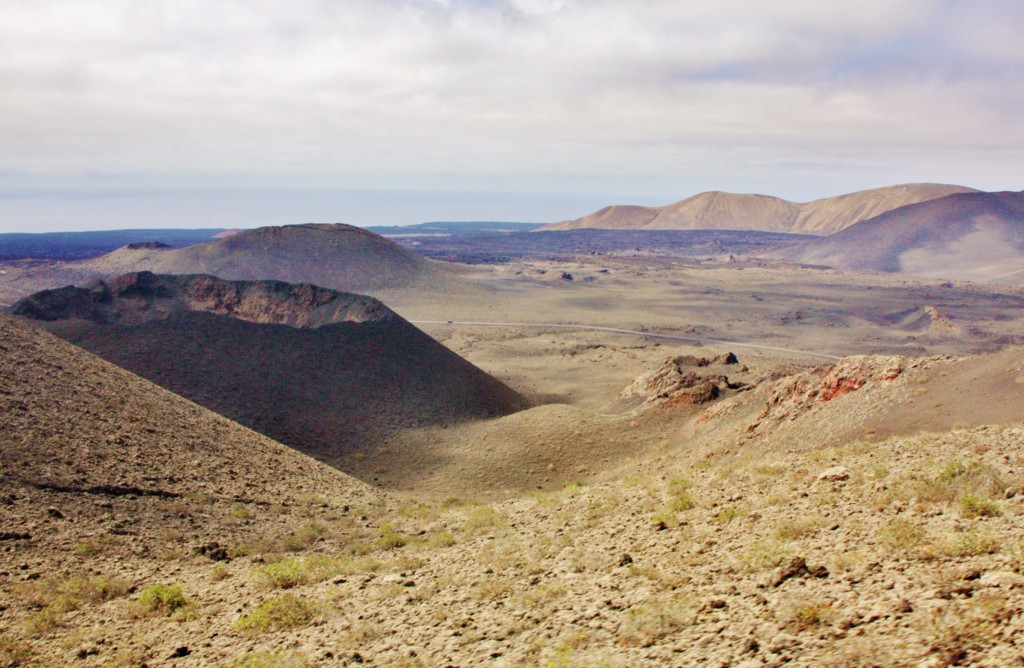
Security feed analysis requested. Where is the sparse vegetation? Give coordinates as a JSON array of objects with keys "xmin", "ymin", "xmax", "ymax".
[
  {"xmin": 135, "ymin": 583, "xmax": 190, "ymax": 616},
  {"xmin": 377, "ymin": 524, "xmax": 410, "ymax": 550},
  {"xmin": 255, "ymin": 554, "xmax": 380, "ymax": 589},
  {"xmin": 460, "ymin": 505, "xmax": 508, "ymax": 535},
  {"xmin": 781, "ymin": 598, "xmax": 835, "ymax": 631},
  {"xmin": 711, "ymin": 505, "xmax": 746, "ymax": 523},
  {"xmin": 426, "ymin": 531, "xmax": 456, "ymax": 549},
  {"xmin": 233, "ymin": 595, "xmax": 322, "ymax": 633},
  {"xmin": 775, "ymin": 515, "xmax": 824, "ymax": 541},
  {"xmin": 15, "ymin": 575, "xmax": 131, "ymax": 636},
  {"xmin": 878, "ymin": 518, "xmax": 930, "ymax": 554},
  {"xmin": 936, "ymin": 528, "xmax": 1000, "ymax": 557},
  {"xmin": 617, "ymin": 597, "xmax": 692, "ymax": 647},
  {"xmin": 229, "ymin": 651, "xmax": 311, "ymax": 668},
  {"xmin": 740, "ymin": 539, "xmax": 793, "ymax": 571},
  {"xmin": 959, "ymin": 494, "xmax": 1001, "ymax": 518},
  {"xmin": 0, "ymin": 634, "xmax": 34, "ymax": 666}
]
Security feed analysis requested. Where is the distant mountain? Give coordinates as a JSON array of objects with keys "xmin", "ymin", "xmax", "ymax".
[
  {"xmin": 13, "ymin": 272, "xmax": 528, "ymax": 465},
  {"xmin": 365, "ymin": 221, "xmax": 545, "ymax": 236},
  {"xmin": 540, "ymin": 184, "xmax": 977, "ymax": 234},
  {"xmin": 0, "ymin": 223, "xmax": 459, "ymax": 303},
  {"xmin": 774, "ymin": 190, "xmax": 1024, "ymax": 286},
  {"xmin": 0, "ymin": 228, "xmax": 227, "ymax": 260}
]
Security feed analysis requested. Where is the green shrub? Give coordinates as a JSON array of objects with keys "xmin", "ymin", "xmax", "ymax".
[
  {"xmin": 254, "ymin": 554, "xmax": 357, "ymax": 589},
  {"xmin": 136, "ymin": 583, "xmax": 189, "ymax": 616},
  {"xmin": 959, "ymin": 495, "xmax": 1001, "ymax": 518},
  {"xmin": 234, "ymin": 595, "xmax": 320, "ymax": 633},
  {"xmin": 377, "ymin": 529, "xmax": 409, "ymax": 551},
  {"xmin": 426, "ymin": 531, "xmax": 456, "ymax": 549}
]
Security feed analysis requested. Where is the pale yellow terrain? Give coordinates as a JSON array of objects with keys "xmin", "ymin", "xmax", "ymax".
[{"xmin": 4, "ymin": 252, "xmax": 1024, "ymax": 666}]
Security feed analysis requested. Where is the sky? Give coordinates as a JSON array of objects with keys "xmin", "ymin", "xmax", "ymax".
[{"xmin": 0, "ymin": 0, "xmax": 1022, "ymax": 232}]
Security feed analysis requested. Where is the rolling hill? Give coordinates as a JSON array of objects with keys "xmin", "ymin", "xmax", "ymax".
[
  {"xmin": 540, "ymin": 183, "xmax": 977, "ymax": 234},
  {"xmin": 0, "ymin": 223, "xmax": 458, "ymax": 304},
  {"xmin": 775, "ymin": 190, "xmax": 1024, "ymax": 286},
  {"xmin": 11, "ymin": 272, "xmax": 528, "ymax": 469}
]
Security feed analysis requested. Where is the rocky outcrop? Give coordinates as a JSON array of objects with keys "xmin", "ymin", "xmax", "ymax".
[
  {"xmin": 10, "ymin": 272, "xmax": 400, "ymax": 329},
  {"xmin": 618, "ymin": 353, "xmax": 749, "ymax": 406},
  {"xmin": 732, "ymin": 356, "xmax": 907, "ymax": 437}
]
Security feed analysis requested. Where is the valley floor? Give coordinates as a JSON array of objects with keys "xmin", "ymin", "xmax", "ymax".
[{"xmin": 4, "ymin": 257, "xmax": 1024, "ymax": 666}]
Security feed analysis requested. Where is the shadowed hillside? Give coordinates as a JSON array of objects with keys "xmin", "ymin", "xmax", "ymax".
[
  {"xmin": 775, "ymin": 190, "xmax": 1024, "ymax": 285},
  {"xmin": 541, "ymin": 183, "xmax": 976, "ymax": 234},
  {"xmin": 12, "ymin": 273, "xmax": 528, "ymax": 468},
  {"xmin": 0, "ymin": 312, "xmax": 382, "ymax": 558}
]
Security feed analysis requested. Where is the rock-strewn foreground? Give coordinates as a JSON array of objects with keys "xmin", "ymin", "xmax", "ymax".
[
  {"xmin": 4, "ymin": 315, "xmax": 1024, "ymax": 666},
  {"xmin": 10, "ymin": 272, "xmax": 528, "ymax": 467}
]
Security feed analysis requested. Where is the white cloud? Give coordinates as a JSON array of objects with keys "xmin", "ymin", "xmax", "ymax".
[{"xmin": 0, "ymin": 0, "xmax": 1021, "ymax": 209}]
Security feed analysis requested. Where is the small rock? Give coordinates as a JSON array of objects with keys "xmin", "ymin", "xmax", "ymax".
[
  {"xmin": 715, "ymin": 352, "xmax": 739, "ymax": 365},
  {"xmin": 771, "ymin": 556, "xmax": 828, "ymax": 587},
  {"xmin": 76, "ymin": 644, "xmax": 99, "ymax": 659},
  {"xmin": 618, "ymin": 553, "xmax": 633, "ymax": 567},
  {"xmin": 197, "ymin": 543, "xmax": 229, "ymax": 562},
  {"xmin": 895, "ymin": 599, "xmax": 913, "ymax": 614},
  {"xmin": 707, "ymin": 599, "xmax": 727, "ymax": 610},
  {"xmin": 46, "ymin": 507, "xmax": 65, "ymax": 520},
  {"xmin": 169, "ymin": 646, "xmax": 190, "ymax": 658},
  {"xmin": 979, "ymin": 571, "xmax": 1024, "ymax": 588},
  {"xmin": 816, "ymin": 466, "xmax": 851, "ymax": 482}
]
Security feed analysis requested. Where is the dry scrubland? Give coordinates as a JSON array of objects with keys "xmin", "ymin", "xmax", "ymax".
[{"xmin": 3, "ymin": 252, "xmax": 1024, "ymax": 666}]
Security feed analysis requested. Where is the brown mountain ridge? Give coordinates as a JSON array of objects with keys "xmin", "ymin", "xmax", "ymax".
[{"xmin": 540, "ymin": 183, "xmax": 977, "ymax": 234}]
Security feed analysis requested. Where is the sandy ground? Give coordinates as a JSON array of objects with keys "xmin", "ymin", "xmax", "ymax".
[{"xmin": 5, "ymin": 256, "xmax": 1024, "ymax": 666}]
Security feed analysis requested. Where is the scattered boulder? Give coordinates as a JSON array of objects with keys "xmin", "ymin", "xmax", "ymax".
[
  {"xmin": 979, "ymin": 571, "xmax": 1024, "ymax": 588},
  {"xmin": 816, "ymin": 466, "xmax": 851, "ymax": 482},
  {"xmin": 771, "ymin": 556, "xmax": 828, "ymax": 587},
  {"xmin": 196, "ymin": 542, "xmax": 230, "ymax": 561}
]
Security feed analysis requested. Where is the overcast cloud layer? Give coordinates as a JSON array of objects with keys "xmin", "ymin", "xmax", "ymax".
[{"xmin": 1, "ymin": 0, "xmax": 1022, "ymax": 230}]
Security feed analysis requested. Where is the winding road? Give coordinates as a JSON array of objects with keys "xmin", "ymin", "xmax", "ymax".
[{"xmin": 410, "ymin": 319, "xmax": 843, "ymax": 362}]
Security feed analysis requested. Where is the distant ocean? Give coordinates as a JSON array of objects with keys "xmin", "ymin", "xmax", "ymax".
[{"xmin": 0, "ymin": 187, "xmax": 658, "ymax": 233}]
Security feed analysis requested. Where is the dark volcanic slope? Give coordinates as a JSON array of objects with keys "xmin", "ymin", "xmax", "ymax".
[
  {"xmin": 0, "ymin": 312, "xmax": 380, "ymax": 558},
  {"xmin": 776, "ymin": 190, "xmax": 1024, "ymax": 286},
  {"xmin": 12, "ymin": 273, "xmax": 527, "ymax": 467},
  {"xmin": 0, "ymin": 223, "xmax": 456, "ymax": 303}
]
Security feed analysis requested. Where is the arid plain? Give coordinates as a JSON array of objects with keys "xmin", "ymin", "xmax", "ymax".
[{"xmin": 3, "ymin": 207, "xmax": 1024, "ymax": 666}]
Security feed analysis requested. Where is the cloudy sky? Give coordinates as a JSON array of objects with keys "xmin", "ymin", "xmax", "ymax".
[{"xmin": 1, "ymin": 0, "xmax": 1022, "ymax": 231}]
